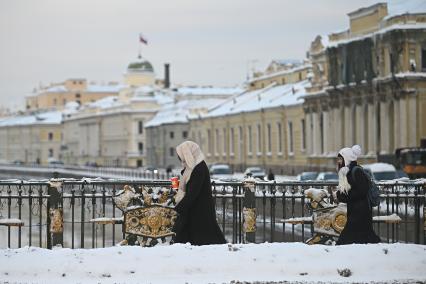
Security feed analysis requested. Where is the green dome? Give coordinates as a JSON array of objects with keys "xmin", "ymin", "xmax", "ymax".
[{"xmin": 127, "ymin": 59, "xmax": 154, "ymax": 73}]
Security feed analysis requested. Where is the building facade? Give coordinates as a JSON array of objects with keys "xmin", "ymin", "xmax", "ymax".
[
  {"xmin": 303, "ymin": 2, "xmax": 426, "ymax": 170},
  {"xmin": 0, "ymin": 112, "xmax": 62, "ymax": 165},
  {"xmin": 189, "ymin": 65, "xmax": 311, "ymax": 174}
]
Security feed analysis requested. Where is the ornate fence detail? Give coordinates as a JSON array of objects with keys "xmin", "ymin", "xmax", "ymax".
[{"xmin": 0, "ymin": 178, "xmax": 424, "ymax": 249}]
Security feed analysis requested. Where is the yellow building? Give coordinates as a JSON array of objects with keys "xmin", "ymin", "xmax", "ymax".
[
  {"xmin": 25, "ymin": 79, "xmax": 125, "ymax": 111},
  {"xmin": 303, "ymin": 1, "xmax": 426, "ymax": 170},
  {"xmin": 190, "ymin": 64, "xmax": 311, "ymax": 174},
  {"xmin": 25, "ymin": 56, "xmax": 156, "ymax": 111}
]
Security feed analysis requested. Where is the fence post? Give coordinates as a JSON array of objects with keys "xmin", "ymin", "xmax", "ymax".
[
  {"xmin": 243, "ymin": 178, "xmax": 256, "ymax": 243},
  {"xmin": 47, "ymin": 172, "xmax": 63, "ymax": 248}
]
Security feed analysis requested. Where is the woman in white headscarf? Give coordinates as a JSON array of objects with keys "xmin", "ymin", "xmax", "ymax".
[
  {"xmin": 172, "ymin": 141, "xmax": 226, "ymax": 245},
  {"xmin": 335, "ymin": 145, "xmax": 380, "ymax": 245}
]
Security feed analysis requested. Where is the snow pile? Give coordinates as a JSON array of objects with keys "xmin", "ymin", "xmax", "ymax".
[{"xmin": 0, "ymin": 243, "xmax": 425, "ymax": 284}]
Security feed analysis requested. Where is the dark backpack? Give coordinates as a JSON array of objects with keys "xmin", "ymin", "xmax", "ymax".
[{"xmin": 351, "ymin": 166, "xmax": 380, "ymax": 207}]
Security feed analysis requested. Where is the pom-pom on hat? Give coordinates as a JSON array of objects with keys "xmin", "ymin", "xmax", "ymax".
[{"xmin": 338, "ymin": 145, "xmax": 362, "ymax": 166}]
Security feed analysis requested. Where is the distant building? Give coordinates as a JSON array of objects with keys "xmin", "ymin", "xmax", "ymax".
[
  {"xmin": 62, "ymin": 85, "xmax": 171, "ymax": 167},
  {"xmin": 0, "ymin": 111, "xmax": 63, "ymax": 165},
  {"xmin": 145, "ymin": 87, "xmax": 241, "ymax": 169},
  {"xmin": 25, "ymin": 78, "xmax": 125, "ymax": 111},
  {"xmin": 190, "ymin": 65, "xmax": 311, "ymax": 174},
  {"xmin": 304, "ymin": 1, "xmax": 426, "ymax": 170}
]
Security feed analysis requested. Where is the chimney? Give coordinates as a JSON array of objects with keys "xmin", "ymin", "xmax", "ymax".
[{"xmin": 164, "ymin": 63, "xmax": 170, "ymax": 89}]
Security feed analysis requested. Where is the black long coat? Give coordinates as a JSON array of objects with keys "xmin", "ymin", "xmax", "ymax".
[
  {"xmin": 336, "ymin": 161, "xmax": 381, "ymax": 245},
  {"xmin": 173, "ymin": 161, "xmax": 226, "ymax": 245}
]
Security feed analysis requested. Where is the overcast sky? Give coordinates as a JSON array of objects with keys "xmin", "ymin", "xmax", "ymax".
[{"xmin": 0, "ymin": 0, "xmax": 383, "ymax": 110}]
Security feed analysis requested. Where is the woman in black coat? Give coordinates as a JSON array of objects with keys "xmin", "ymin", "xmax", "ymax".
[
  {"xmin": 172, "ymin": 141, "xmax": 226, "ymax": 245},
  {"xmin": 336, "ymin": 145, "xmax": 381, "ymax": 245}
]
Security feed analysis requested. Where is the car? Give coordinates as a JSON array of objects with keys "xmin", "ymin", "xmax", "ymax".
[
  {"xmin": 296, "ymin": 171, "xmax": 319, "ymax": 181},
  {"xmin": 316, "ymin": 172, "xmax": 338, "ymax": 181},
  {"xmin": 244, "ymin": 167, "xmax": 266, "ymax": 179},
  {"xmin": 48, "ymin": 158, "xmax": 64, "ymax": 167},
  {"xmin": 12, "ymin": 160, "xmax": 24, "ymax": 165},
  {"xmin": 362, "ymin": 163, "xmax": 397, "ymax": 181},
  {"xmin": 209, "ymin": 164, "xmax": 234, "ymax": 181}
]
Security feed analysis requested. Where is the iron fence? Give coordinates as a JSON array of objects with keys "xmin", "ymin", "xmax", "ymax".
[{"xmin": 0, "ymin": 179, "xmax": 424, "ymax": 249}]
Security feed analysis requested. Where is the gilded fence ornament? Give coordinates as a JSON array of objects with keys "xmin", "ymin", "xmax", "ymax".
[
  {"xmin": 49, "ymin": 208, "xmax": 63, "ymax": 233},
  {"xmin": 124, "ymin": 205, "xmax": 177, "ymax": 238},
  {"xmin": 243, "ymin": 207, "xmax": 256, "ymax": 233}
]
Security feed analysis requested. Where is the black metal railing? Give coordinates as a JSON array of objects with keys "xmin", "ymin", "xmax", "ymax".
[{"xmin": 0, "ymin": 179, "xmax": 424, "ymax": 248}]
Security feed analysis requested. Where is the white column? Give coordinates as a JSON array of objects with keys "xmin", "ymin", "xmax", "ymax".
[
  {"xmin": 344, "ymin": 105, "xmax": 351, "ymax": 146},
  {"xmin": 407, "ymin": 94, "xmax": 418, "ymax": 147},
  {"xmin": 367, "ymin": 102, "xmax": 376, "ymax": 155},
  {"xmin": 334, "ymin": 107, "xmax": 342, "ymax": 151},
  {"xmin": 380, "ymin": 100, "xmax": 390, "ymax": 154},
  {"xmin": 323, "ymin": 110, "xmax": 330, "ymax": 155},
  {"xmin": 355, "ymin": 103, "xmax": 364, "ymax": 147},
  {"xmin": 306, "ymin": 112, "xmax": 312, "ymax": 155},
  {"xmin": 393, "ymin": 99, "xmax": 401, "ymax": 148},
  {"xmin": 312, "ymin": 111, "xmax": 320, "ymax": 155},
  {"xmin": 399, "ymin": 98, "xmax": 407, "ymax": 147}
]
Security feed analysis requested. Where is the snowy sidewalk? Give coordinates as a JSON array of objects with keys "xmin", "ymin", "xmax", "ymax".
[{"xmin": 0, "ymin": 243, "xmax": 425, "ymax": 284}]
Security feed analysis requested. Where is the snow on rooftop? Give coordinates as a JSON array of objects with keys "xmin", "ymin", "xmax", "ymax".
[
  {"xmin": 43, "ymin": 84, "xmax": 125, "ymax": 94},
  {"xmin": 85, "ymin": 84, "xmax": 126, "ymax": 93},
  {"xmin": 206, "ymin": 80, "xmax": 310, "ymax": 118},
  {"xmin": 387, "ymin": 0, "xmax": 426, "ymax": 18},
  {"xmin": 176, "ymin": 86, "xmax": 243, "ymax": 96},
  {"xmin": 248, "ymin": 64, "xmax": 312, "ymax": 83},
  {"xmin": 0, "ymin": 243, "xmax": 425, "ymax": 283},
  {"xmin": 85, "ymin": 96, "xmax": 123, "ymax": 109},
  {"xmin": 328, "ymin": 23, "xmax": 426, "ymax": 48},
  {"xmin": 145, "ymin": 98, "xmax": 225, "ymax": 127},
  {"xmin": 0, "ymin": 111, "xmax": 63, "ymax": 127}
]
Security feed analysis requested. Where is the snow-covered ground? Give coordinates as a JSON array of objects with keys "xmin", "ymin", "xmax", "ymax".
[{"xmin": 0, "ymin": 243, "xmax": 425, "ymax": 284}]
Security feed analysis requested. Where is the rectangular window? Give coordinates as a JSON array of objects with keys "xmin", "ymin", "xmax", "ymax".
[
  {"xmin": 48, "ymin": 132, "xmax": 53, "ymax": 141},
  {"xmin": 182, "ymin": 131, "xmax": 188, "ymax": 139},
  {"xmin": 223, "ymin": 128, "xmax": 226, "ymax": 155},
  {"xmin": 277, "ymin": 122, "xmax": 282, "ymax": 154},
  {"xmin": 257, "ymin": 124, "xmax": 262, "ymax": 154},
  {"xmin": 422, "ymin": 48, "xmax": 426, "ymax": 71},
  {"xmin": 301, "ymin": 119, "xmax": 306, "ymax": 151},
  {"xmin": 248, "ymin": 126, "xmax": 252, "ymax": 154},
  {"xmin": 288, "ymin": 121, "xmax": 294, "ymax": 154},
  {"xmin": 230, "ymin": 128, "xmax": 234, "ymax": 155},
  {"xmin": 138, "ymin": 121, "xmax": 143, "ymax": 134},
  {"xmin": 267, "ymin": 124, "xmax": 271, "ymax": 154},
  {"xmin": 48, "ymin": 148, "xmax": 54, "ymax": 158},
  {"xmin": 170, "ymin": 147, "xmax": 174, "ymax": 157},
  {"xmin": 138, "ymin": 142, "xmax": 144, "ymax": 154},
  {"xmin": 170, "ymin": 131, "xmax": 174, "ymax": 139}
]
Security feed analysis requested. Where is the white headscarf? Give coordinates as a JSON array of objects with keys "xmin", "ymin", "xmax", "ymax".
[
  {"xmin": 337, "ymin": 145, "xmax": 362, "ymax": 193},
  {"xmin": 175, "ymin": 141, "xmax": 205, "ymax": 203}
]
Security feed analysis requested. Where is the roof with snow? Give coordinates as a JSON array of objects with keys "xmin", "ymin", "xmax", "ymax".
[
  {"xmin": 271, "ymin": 59, "xmax": 303, "ymax": 66},
  {"xmin": 248, "ymin": 64, "xmax": 312, "ymax": 83},
  {"xmin": 0, "ymin": 111, "xmax": 63, "ymax": 127},
  {"xmin": 43, "ymin": 84, "xmax": 125, "ymax": 93},
  {"xmin": 204, "ymin": 80, "xmax": 310, "ymax": 118},
  {"xmin": 145, "ymin": 98, "xmax": 226, "ymax": 127},
  {"xmin": 175, "ymin": 87, "xmax": 243, "ymax": 97},
  {"xmin": 386, "ymin": 0, "xmax": 426, "ymax": 18},
  {"xmin": 84, "ymin": 96, "xmax": 124, "ymax": 109}
]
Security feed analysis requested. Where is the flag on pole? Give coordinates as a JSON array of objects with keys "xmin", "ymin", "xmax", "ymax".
[{"xmin": 139, "ymin": 33, "xmax": 148, "ymax": 45}]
